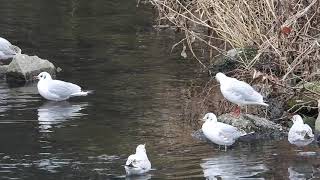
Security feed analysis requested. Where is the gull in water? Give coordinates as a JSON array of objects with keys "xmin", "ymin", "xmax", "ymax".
[
  {"xmin": 125, "ymin": 144, "xmax": 151, "ymax": 175},
  {"xmin": 288, "ymin": 115, "xmax": 314, "ymax": 146},
  {"xmin": 201, "ymin": 112, "xmax": 248, "ymax": 151},
  {"xmin": 35, "ymin": 72, "xmax": 92, "ymax": 101},
  {"xmin": 215, "ymin": 72, "xmax": 268, "ymax": 117},
  {"xmin": 0, "ymin": 37, "xmax": 21, "ymax": 60}
]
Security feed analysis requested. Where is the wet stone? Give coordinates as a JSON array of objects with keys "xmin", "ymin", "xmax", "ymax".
[
  {"xmin": 218, "ymin": 113, "xmax": 288, "ymax": 140},
  {"xmin": 193, "ymin": 113, "xmax": 288, "ymax": 144},
  {"xmin": 5, "ymin": 54, "xmax": 56, "ymax": 84}
]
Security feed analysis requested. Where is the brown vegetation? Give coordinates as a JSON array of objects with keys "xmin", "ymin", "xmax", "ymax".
[{"xmin": 150, "ymin": 0, "xmax": 320, "ymax": 120}]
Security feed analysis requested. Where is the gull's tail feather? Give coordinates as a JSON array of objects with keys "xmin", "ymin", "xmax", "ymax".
[
  {"xmin": 71, "ymin": 90, "xmax": 94, "ymax": 97},
  {"xmin": 305, "ymin": 125, "xmax": 314, "ymax": 138},
  {"xmin": 239, "ymin": 130, "xmax": 255, "ymax": 137},
  {"xmin": 238, "ymin": 131, "xmax": 255, "ymax": 141},
  {"xmin": 125, "ymin": 163, "xmax": 136, "ymax": 168},
  {"xmin": 256, "ymin": 102, "xmax": 269, "ymax": 106}
]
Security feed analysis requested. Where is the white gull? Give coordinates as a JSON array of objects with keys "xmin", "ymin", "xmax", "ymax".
[
  {"xmin": 0, "ymin": 37, "xmax": 21, "ymax": 60},
  {"xmin": 201, "ymin": 112, "xmax": 248, "ymax": 151},
  {"xmin": 288, "ymin": 115, "xmax": 314, "ymax": 146},
  {"xmin": 35, "ymin": 72, "xmax": 91, "ymax": 101},
  {"xmin": 215, "ymin": 72, "xmax": 268, "ymax": 116},
  {"xmin": 125, "ymin": 144, "xmax": 151, "ymax": 175}
]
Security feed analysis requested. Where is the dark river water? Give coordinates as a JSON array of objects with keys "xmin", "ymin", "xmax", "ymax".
[{"xmin": 0, "ymin": 0, "xmax": 320, "ymax": 179}]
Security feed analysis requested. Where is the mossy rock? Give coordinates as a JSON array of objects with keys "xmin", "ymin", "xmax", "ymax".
[
  {"xmin": 209, "ymin": 47, "xmax": 258, "ymax": 74},
  {"xmin": 218, "ymin": 113, "xmax": 287, "ymax": 140},
  {"xmin": 303, "ymin": 116, "xmax": 316, "ymax": 129},
  {"xmin": 286, "ymin": 81, "xmax": 320, "ymax": 114},
  {"xmin": 304, "ymin": 81, "xmax": 320, "ymax": 93}
]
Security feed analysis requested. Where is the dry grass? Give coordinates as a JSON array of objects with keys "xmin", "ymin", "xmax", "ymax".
[
  {"xmin": 150, "ymin": 0, "xmax": 320, "ymax": 118},
  {"xmin": 150, "ymin": 0, "xmax": 320, "ymax": 80}
]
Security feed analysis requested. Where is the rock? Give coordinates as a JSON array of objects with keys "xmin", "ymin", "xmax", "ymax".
[
  {"xmin": 208, "ymin": 48, "xmax": 257, "ymax": 75},
  {"xmin": 226, "ymin": 48, "xmax": 243, "ymax": 59},
  {"xmin": 218, "ymin": 113, "xmax": 287, "ymax": 139},
  {"xmin": 0, "ymin": 65, "xmax": 8, "ymax": 78},
  {"xmin": 287, "ymin": 81, "xmax": 320, "ymax": 109},
  {"xmin": 304, "ymin": 81, "xmax": 320, "ymax": 93},
  {"xmin": 5, "ymin": 54, "xmax": 56, "ymax": 83},
  {"xmin": 303, "ymin": 116, "xmax": 316, "ymax": 129}
]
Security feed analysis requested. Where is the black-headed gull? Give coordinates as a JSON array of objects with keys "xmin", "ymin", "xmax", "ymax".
[
  {"xmin": 288, "ymin": 115, "xmax": 314, "ymax": 146},
  {"xmin": 215, "ymin": 72, "xmax": 268, "ymax": 116},
  {"xmin": 125, "ymin": 144, "xmax": 151, "ymax": 175},
  {"xmin": 201, "ymin": 112, "xmax": 248, "ymax": 151},
  {"xmin": 0, "ymin": 37, "xmax": 21, "ymax": 60},
  {"xmin": 35, "ymin": 72, "xmax": 91, "ymax": 101}
]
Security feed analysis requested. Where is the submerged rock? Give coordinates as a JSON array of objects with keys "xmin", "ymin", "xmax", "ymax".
[
  {"xmin": 5, "ymin": 54, "xmax": 56, "ymax": 83},
  {"xmin": 193, "ymin": 113, "xmax": 288, "ymax": 143},
  {"xmin": 218, "ymin": 113, "xmax": 287, "ymax": 139}
]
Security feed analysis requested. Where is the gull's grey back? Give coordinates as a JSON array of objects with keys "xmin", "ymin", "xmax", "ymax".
[{"xmin": 48, "ymin": 80, "xmax": 81, "ymax": 99}]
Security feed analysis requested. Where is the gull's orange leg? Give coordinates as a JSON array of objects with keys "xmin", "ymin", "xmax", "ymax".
[{"xmin": 231, "ymin": 106, "xmax": 241, "ymax": 118}]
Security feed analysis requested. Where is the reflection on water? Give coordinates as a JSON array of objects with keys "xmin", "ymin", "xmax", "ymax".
[
  {"xmin": 200, "ymin": 153, "xmax": 267, "ymax": 179},
  {"xmin": 289, "ymin": 138, "xmax": 314, "ymax": 147},
  {"xmin": 125, "ymin": 174, "xmax": 152, "ymax": 180},
  {"xmin": 35, "ymin": 157, "xmax": 71, "ymax": 173},
  {"xmin": 288, "ymin": 163, "xmax": 317, "ymax": 180},
  {"xmin": 0, "ymin": 82, "xmax": 38, "ymax": 117},
  {"xmin": 37, "ymin": 101, "xmax": 87, "ymax": 132}
]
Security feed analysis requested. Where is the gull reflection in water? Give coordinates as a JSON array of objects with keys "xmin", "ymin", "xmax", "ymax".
[
  {"xmin": 289, "ymin": 138, "xmax": 314, "ymax": 147},
  {"xmin": 125, "ymin": 174, "xmax": 152, "ymax": 180},
  {"xmin": 200, "ymin": 154, "xmax": 267, "ymax": 180},
  {"xmin": 37, "ymin": 101, "xmax": 88, "ymax": 132},
  {"xmin": 288, "ymin": 164, "xmax": 316, "ymax": 180}
]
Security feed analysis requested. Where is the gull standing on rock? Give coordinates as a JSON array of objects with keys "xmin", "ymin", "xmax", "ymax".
[
  {"xmin": 0, "ymin": 37, "xmax": 21, "ymax": 60},
  {"xmin": 288, "ymin": 115, "xmax": 314, "ymax": 146},
  {"xmin": 201, "ymin": 112, "xmax": 248, "ymax": 151},
  {"xmin": 35, "ymin": 72, "xmax": 91, "ymax": 101},
  {"xmin": 125, "ymin": 144, "xmax": 151, "ymax": 175},
  {"xmin": 215, "ymin": 72, "xmax": 268, "ymax": 117}
]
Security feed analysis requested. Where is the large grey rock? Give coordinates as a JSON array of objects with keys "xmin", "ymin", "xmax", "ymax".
[
  {"xmin": 193, "ymin": 113, "xmax": 288, "ymax": 143},
  {"xmin": 5, "ymin": 54, "xmax": 56, "ymax": 83},
  {"xmin": 218, "ymin": 113, "xmax": 287, "ymax": 139}
]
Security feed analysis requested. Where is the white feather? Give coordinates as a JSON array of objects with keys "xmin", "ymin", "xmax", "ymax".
[
  {"xmin": 36, "ymin": 72, "xmax": 91, "ymax": 101},
  {"xmin": 202, "ymin": 113, "xmax": 248, "ymax": 147},
  {"xmin": 215, "ymin": 72, "xmax": 268, "ymax": 107},
  {"xmin": 288, "ymin": 115, "xmax": 314, "ymax": 145},
  {"xmin": 0, "ymin": 37, "xmax": 21, "ymax": 59},
  {"xmin": 125, "ymin": 144, "xmax": 151, "ymax": 175}
]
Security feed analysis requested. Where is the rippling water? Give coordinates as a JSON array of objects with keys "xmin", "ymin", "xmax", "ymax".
[{"xmin": 0, "ymin": 0, "xmax": 320, "ymax": 179}]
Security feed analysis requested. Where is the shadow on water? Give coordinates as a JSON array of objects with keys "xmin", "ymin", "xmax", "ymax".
[{"xmin": 0, "ymin": 0, "xmax": 320, "ymax": 179}]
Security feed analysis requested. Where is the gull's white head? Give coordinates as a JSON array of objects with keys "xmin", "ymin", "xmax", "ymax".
[
  {"xmin": 36, "ymin": 72, "xmax": 52, "ymax": 81},
  {"xmin": 136, "ymin": 144, "xmax": 147, "ymax": 154},
  {"xmin": 292, "ymin": 115, "xmax": 304, "ymax": 124},
  {"xmin": 215, "ymin": 72, "xmax": 227, "ymax": 83},
  {"xmin": 202, "ymin": 112, "xmax": 217, "ymax": 123}
]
